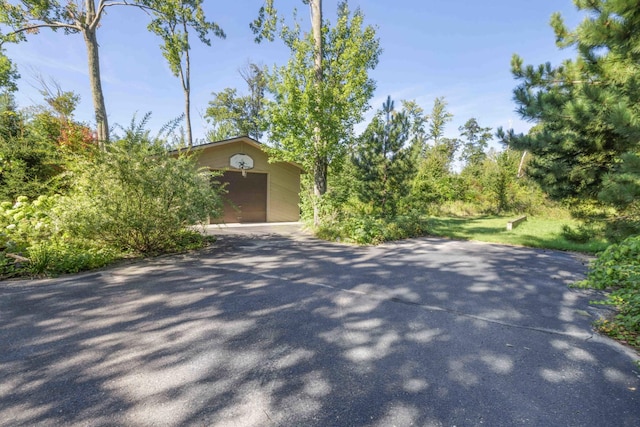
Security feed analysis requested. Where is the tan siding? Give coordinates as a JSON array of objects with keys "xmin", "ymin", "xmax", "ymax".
[
  {"xmin": 195, "ymin": 142, "xmax": 270, "ymax": 172},
  {"xmin": 268, "ymin": 162, "xmax": 301, "ymax": 222},
  {"xmin": 190, "ymin": 137, "xmax": 302, "ymax": 222}
]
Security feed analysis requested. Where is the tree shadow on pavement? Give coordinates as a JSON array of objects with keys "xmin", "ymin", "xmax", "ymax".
[{"xmin": 0, "ymin": 234, "xmax": 638, "ymax": 426}]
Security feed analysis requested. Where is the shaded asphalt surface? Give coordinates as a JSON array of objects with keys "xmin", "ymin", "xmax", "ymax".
[{"xmin": 1, "ymin": 223, "xmax": 639, "ymax": 426}]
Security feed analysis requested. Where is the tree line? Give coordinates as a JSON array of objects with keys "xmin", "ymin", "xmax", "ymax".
[
  {"xmin": 0, "ymin": 0, "xmax": 639, "ymax": 271},
  {"xmin": 0, "ymin": 0, "xmax": 223, "ymax": 147}
]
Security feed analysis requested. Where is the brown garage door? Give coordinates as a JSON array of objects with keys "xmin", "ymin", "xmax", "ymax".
[{"xmin": 217, "ymin": 171, "xmax": 267, "ymax": 223}]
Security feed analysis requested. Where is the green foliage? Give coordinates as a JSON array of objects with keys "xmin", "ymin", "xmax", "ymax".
[
  {"xmin": 352, "ymin": 96, "xmax": 414, "ymax": 218},
  {"xmin": 598, "ymin": 151, "xmax": 640, "ymax": 240},
  {"xmin": 144, "ymin": 0, "xmax": 226, "ymax": 146},
  {"xmin": 577, "ymin": 235, "xmax": 640, "ymax": 350},
  {"xmin": 145, "ymin": 0, "xmax": 225, "ymax": 77},
  {"xmin": 0, "ymin": 195, "xmax": 56, "ymax": 255},
  {"xmin": 402, "ymin": 100, "xmax": 429, "ymax": 158},
  {"xmin": 0, "ymin": 48, "xmax": 19, "ymax": 92},
  {"xmin": 0, "ymin": 113, "xmax": 223, "ymax": 277},
  {"xmin": 0, "ymin": 194, "xmax": 114, "ymax": 277},
  {"xmin": 27, "ymin": 239, "xmax": 116, "ymax": 276},
  {"xmin": 0, "ymin": 130, "xmax": 61, "ymax": 201},
  {"xmin": 459, "ymin": 117, "xmax": 491, "ymax": 170},
  {"xmin": 427, "ymin": 97, "xmax": 453, "ymax": 146},
  {"xmin": 504, "ymin": 0, "xmax": 640, "ymax": 240},
  {"xmin": 262, "ymin": 1, "xmax": 380, "ymax": 219},
  {"xmin": 561, "ymin": 222, "xmax": 604, "ymax": 244},
  {"xmin": 0, "ymin": 92, "xmax": 95, "ymax": 201},
  {"xmin": 59, "ymin": 114, "xmax": 224, "ymax": 254},
  {"xmin": 485, "ymin": 149, "xmax": 521, "ymax": 214},
  {"xmin": 316, "ymin": 211, "xmax": 430, "ymax": 245},
  {"xmin": 410, "ymin": 97, "xmax": 460, "ymax": 211},
  {"xmin": 411, "ymin": 142, "xmax": 460, "ymax": 210},
  {"xmin": 205, "ymin": 64, "xmax": 267, "ymax": 141}
]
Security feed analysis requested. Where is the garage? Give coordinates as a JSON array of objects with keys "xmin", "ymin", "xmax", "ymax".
[
  {"xmin": 219, "ymin": 171, "xmax": 267, "ymax": 223},
  {"xmin": 190, "ymin": 136, "xmax": 303, "ymax": 223}
]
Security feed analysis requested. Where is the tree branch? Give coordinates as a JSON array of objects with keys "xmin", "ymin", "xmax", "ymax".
[
  {"xmin": 1, "ymin": 22, "xmax": 81, "ymax": 43},
  {"xmin": 181, "ymin": 18, "xmax": 190, "ymax": 93},
  {"xmin": 550, "ymin": 79, "xmax": 602, "ymax": 86},
  {"xmin": 93, "ymin": 0, "xmax": 154, "ymax": 30}
]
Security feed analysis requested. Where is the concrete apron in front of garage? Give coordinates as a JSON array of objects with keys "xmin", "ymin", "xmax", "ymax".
[{"xmin": 203, "ymin": 221, "xmax": 308, "ymax": 238}]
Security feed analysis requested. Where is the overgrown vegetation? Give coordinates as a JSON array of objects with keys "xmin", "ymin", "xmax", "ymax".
[
  {"xmin": 0, "ymin": 97, "xmax": 224, "ymax": 278},
  {"xmin": 575, "ymin": 236, "xmax": 640, "ymax": 351},
  {"xmin": 0, "ymin": 195, "xmax": 117, "ymax": 278},
  {"xmin": 59, "ymin": 114, "xmax": 223, "ymax": 254},
  {"xmin": 1, "ymin": 1, "xmax": 638, "ymax": 354},
  {"xmin": 309, "ymin": 96, "xmax": 556, "ymax": 246}
]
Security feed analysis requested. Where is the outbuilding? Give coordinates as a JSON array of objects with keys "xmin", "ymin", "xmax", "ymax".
[{"xmin": 191, "ymin": 136, "xmax": 303, "ymax": 223}]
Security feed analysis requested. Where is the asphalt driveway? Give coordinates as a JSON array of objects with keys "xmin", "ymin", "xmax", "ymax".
[{"xmin": 1, "ymin": 228, "xmax": 639, "ymax": 426}]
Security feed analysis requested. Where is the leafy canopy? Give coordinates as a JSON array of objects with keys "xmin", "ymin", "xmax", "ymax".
[
  {"xmin": 145, "ymin": 0, "xmax": 225, "ymax": 78},
  {"xmin": 205, "ymin": 63, "xmax": 267, "ymax": 141},
  {"xmin": 264, "ymin": 2, "xmax": 381, "ymax": 174}
]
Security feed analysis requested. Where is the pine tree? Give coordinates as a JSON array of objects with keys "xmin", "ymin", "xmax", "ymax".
[
  {"xmin": 459, "ymin": 118, "xmax": 492, "ymax": 170},
  {"xmin": 504, "ymin": 0, "xmax": 640, "ymax": 238},
  {"xmin": 352, "ymin": 96, "xmax": 413, "ymax": 218},
  {"xmin": 411, "ymin": 97, "xmax": 459, "ymax": 209}
]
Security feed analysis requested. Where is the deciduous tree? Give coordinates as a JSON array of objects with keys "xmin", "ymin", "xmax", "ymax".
[
  {"xmin": 251, "ymin": 1, "xmax": 380, "ymax": 225},
  {"xmin": 402, "ymin": 99, "xmax": 429, "ymax": 159},
  {"xmin": 144, "ymin": 0, "xmax": 225, "ymax": 147},
  {"xmin": 0, "ymin": 47, "xmax": 18, "ymax": 93},
  {"xmin": 205, "ymin": 63, "xmax": 267, "ymax": 141},
  {"xmin": 459, "ymin": 117, "xmax": 491, "ymax": 170},
  {"xmin": 0, "ymin": 1, "xmax": 154, "ymax": 145},
  {"xmin": 411, "ymin": 97, "xmax": 459, "ymax": 208}
]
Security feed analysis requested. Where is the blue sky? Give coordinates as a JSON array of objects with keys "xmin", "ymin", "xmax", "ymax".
[{"xmin": 4, "ymin": 1, "xmax": 585, "ymax": 144}]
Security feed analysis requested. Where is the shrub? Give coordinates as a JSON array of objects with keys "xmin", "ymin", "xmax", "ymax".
[
  {"xmin": 561, "ymin": 222, "xmax": 604, "ymax": 244},
  {"xmin": 27, "ymin": 239, "xmax": 117, "ymax": 276},
  {"xmin": 0, "ymin": 195, "xmax": 57, "ymax": 255},
  {"xmin": 316, "ymin": 211, "xmax": 429, "ymax": 245},
  {"xmin": 0, "ymin": 195, "xmax": 116, "ymax": 278},
  {"xmin": 59, "ymin": 117, "xmax": 224, "ymax": 255},
  {"xmin": 577, "ymin": 235, "xmax": 640, "ymax": 349}
]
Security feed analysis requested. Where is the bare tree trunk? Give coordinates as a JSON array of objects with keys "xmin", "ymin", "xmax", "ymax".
[
  {"xmin": 83, "ymin": 26, "xmax": 109, "ymax": 147},
  {"xmin": 184, "ymin": 87, "xmax": 192, "ymax": 147},
  {"xmin": 517, "ymin": 150, "xmax": 527, "ymax": 178},
  {"xmin": 84, "ymin": 0, "xmax": 108, "ymax": 147},
  {"xmin": 181, "ymin": 20, "xmax": 193, "ymax": 147},
  {"xmin": 311, "ymin": 0, "xmax": 322, "ymax": 84},
  {"xmin": 239, "ymin": 63, "xmax": 265, "ymax": 140},
  {"xmin": 310, "ymin": 0, "xmax": 323, "ymax": 226}
]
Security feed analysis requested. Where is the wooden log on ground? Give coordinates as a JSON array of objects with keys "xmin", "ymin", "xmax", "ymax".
[{"xmin": 507, "ymin": 215, "xmax": 527, "ymax": 231}]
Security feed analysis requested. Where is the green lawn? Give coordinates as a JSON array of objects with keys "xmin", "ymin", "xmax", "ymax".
[{"xmin": 426, "ymin": 215, "xmax": 609, "ymax": 254}]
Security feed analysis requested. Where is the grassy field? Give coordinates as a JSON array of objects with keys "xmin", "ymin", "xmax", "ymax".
[{"xmin": 426, "ymin": 215, "xmax": 609, "ymax": 254}]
